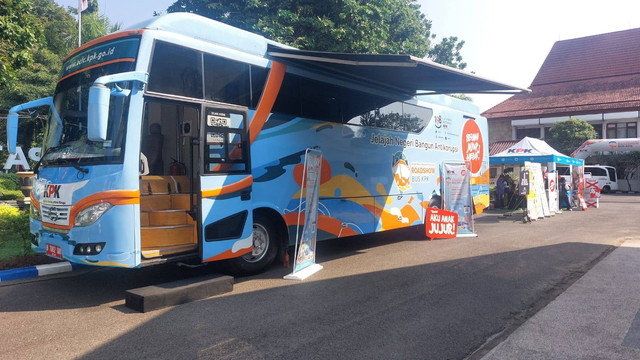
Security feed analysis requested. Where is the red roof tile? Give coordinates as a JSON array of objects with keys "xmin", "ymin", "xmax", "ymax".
[
  {"xmin": 532, "ymin": 28, "xmax": 640, "ymax": 86},
  {"xmin": 483, "ymin": 28, "xmax": 640, "ymax": 120},
  {"xmin": 490, "ymin": 140, "xmax": 519, "ymax": 156}
]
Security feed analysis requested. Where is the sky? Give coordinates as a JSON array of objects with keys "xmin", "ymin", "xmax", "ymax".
[{"xmin": 54, "ymin": 0, "xmax": 640, "ymax": 112}]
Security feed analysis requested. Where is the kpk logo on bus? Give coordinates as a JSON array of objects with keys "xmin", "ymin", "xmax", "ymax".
[{"xmin": 43, "ymin": 184, "xmax": 61, "ymax": 199}]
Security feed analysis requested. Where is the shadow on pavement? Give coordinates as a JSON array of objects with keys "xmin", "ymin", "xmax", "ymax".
[{"xmin": 3, "ymin": 241, "xmax": 610, "ymax": 360}]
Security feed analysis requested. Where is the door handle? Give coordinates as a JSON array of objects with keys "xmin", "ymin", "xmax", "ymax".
[{"xmin": 241, "ymin": 190, "xmax": 251, "ymax": 201}]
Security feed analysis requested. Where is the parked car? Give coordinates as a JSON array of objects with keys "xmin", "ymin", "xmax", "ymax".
[{"xmin": 584, "ymin": 165, "xmax": 618, "ymax": 193}]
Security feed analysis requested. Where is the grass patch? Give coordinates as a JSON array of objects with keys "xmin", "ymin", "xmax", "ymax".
[
  {"xmin": 0, "ymin": 232, "xmax": 28, "ymax": 260},
  {"xmin": 0, "ymin": 232, "xmax": 59, "ymax": 270}
]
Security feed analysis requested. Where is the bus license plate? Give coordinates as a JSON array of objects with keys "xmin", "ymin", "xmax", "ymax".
[{"xmin": 46, "ymin": 244, "xmax": 62, "ymax": 259}]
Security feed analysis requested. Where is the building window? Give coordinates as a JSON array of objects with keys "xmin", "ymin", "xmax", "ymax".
[
  {"xmin": 607, "ymin": 122, "xmax": 637, "ymax": 138},
  {"xmin": 591, "ymin": 124, "xmax": 603, "ymax": 139},
  {"xmin": 516, "ymin": 127, "xmax": 540, "ymax": 139}
]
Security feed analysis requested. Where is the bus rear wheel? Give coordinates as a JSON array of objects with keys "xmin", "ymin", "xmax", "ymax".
[{"xmin": 225, "ymin": 213, "xmax": 278, "ymax": 276}]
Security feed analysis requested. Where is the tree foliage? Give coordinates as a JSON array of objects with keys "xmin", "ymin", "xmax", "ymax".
[
  {"xmin": 67, "ymin": 0, "xmax": 121, "ymax": 46},
  {"xmin": 547, "ymin": 118, "xmax": 598, "ymax": 156},
  {"xmin": 168, "ymin": 0, "xmax": 433, "ymax": 57},
  {"xmin": 1, "ymin": 0, "xmax": 119, "ymax": 168},
  {"xmin": 428, "ymin": 36, "xmax": 466, "ymax": 70},
  {"xmin": 0, "ymin": 0, "xmax": 43, "ymax": 88}
]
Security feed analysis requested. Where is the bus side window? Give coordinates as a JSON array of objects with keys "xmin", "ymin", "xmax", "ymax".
[
  {"xmin": 204, "ymin": 54, "xmax": 250, "ymax": 107},
  {"xmin": 346, "ymin": 102, "xmax": 431, "ymax": 133},
  {"xmin": 148, "ymin": 41, "xmax": 203, "ymax": 98},
  {"xmin": 271, "ymin": 71, "xmax": 431, "ymax": 133},
  {"xmin": 402, "ymin": 103, "xmax": 432, "ymax": 132}
]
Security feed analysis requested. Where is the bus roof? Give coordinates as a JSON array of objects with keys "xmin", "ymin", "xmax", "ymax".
[
  {"xmin": 128, "ymin": 13, "xmax": 527, "ymax": 95},
  {"xmin": 127, "ymin": 12, "xmax": 288, "ymax": 57}
]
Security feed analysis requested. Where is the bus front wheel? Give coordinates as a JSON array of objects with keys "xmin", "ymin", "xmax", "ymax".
[{"xmin": 225, "ymin": 213, "xmax": 278, "ymax": 276}]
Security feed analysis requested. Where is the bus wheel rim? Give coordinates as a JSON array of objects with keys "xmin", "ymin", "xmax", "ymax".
[{"xmin": 243, "ymin": 223, "xmax": 269, "ymax": 263}]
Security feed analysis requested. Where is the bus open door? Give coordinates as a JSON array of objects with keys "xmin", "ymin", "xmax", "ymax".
[{"xmin": 198, "ymin": 106, "xmax": 255, "ymax": 268}]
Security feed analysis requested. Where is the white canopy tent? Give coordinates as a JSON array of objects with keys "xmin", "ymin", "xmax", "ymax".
[
  {"xmin": 490, "ymin": 137, "xmax": 584, "ymax": 212},
  {"xmin": 490, "ymin": 137, "xmax": 583, "ymax": 167}
]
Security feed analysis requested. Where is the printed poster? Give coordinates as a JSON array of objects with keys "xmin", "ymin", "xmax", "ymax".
[
  {"xmin": 519, "ymin": 169, "xmax": 530, "ymax": 196},
  {"xmin": 524, "ymin": 162, "xmax": 547, "ymax": 219},
  {"xmin": 442, "ymin": 162, "xmax": 475, "ymax": 236},
  {"xmin": 572, "ymin": 166, "xmax": 588, "ymax": 210},
  {"xmin": 425, "ymin": 208, "xmax": 458, "ymax": 239},
  {"xmin": 293, "ymin": 149, "xmax": 322, "ymax": 273},
  {"xmin": 547, "ymin": 170, "xmax": 558, "ymax": 214}
]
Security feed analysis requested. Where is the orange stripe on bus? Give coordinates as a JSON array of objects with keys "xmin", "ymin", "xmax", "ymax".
[
  {"xmin": 210, "ymin": 61, "xmax": 286, "ymax": 172},
  {"xmin": 62, "ymin": 30, "xmax": 145, "ymax": 62},
  {"xmin": 30, "ymin": 193, "xmax": 40, "ymax": 211},
  {"xmin": 249, "ymin": 61, "xmax": 286, "ymax": 144},
  {"xmin": 201, "ymin": 176, "xmax": 253, "ymax": 198},
  {"xmin": 41, "ymin": 190, "xmax": 140, "ymax": 230},
  {"xmin": 57, "ymin": 58, "xmax": 136, "ymax": 83}
]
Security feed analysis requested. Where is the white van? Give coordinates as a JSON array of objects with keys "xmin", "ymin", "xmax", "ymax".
[{"xmin": 584, "ymin": 165, "xmax": 618, "ymax": 193}]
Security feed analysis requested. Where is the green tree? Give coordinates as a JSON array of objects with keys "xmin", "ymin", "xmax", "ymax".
[
  {"xmin": 0, "ymin": 0, "xmax": 75, "ymax": 111},
  {"xmin": 1, "ymin": 0, "xmax": 119, "ymax": 168},
  {"xmin": 428, "ymin": 36, "xmax": 466, "ymax": 70},
  {"xmin": 548, "ymin": 118, "xmax": 598, "ymax": 155},
  {"xmin": 1, "ymin": 0, "xmax": 76, "ymax": 169},
  {"xmin": 168, "ymin": 0, "xmax": 432, "ymax": 57},
  {"xmin": 35, "ymin": 0, "xmax": 76, "ymax": 57},
  {"xmin": 0, "ymin": 0, "xmax": 43, "ymax": 88},
  {"xmin": 67, "ymin": 0, "xmax": 121, "ymax": 45}
]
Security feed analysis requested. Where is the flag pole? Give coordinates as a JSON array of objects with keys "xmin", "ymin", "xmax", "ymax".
[{"xmin": 78, "ymin": 1, "xmax": 82, "ymax": 47}]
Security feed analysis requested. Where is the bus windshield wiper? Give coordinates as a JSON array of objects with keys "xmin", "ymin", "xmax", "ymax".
[
  {"xmin": 71, "ymin": 161, "xmax": 89, "ymax": 174},
  {"xmin": 33, "ymin": 144, "xmax": 66, "ymax": 175}
]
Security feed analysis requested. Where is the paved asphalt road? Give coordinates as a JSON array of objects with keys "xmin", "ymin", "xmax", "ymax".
[{"xmin": 1, "ymin": 194, "xmax": 638, "ymax": 360}]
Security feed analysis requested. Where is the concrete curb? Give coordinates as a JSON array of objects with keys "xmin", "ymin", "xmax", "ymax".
[{"xmin": 0, "ymin": 262, "xmax": 80, "ymax": 282}]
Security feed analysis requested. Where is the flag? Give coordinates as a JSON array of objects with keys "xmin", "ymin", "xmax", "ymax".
[{"xmin": 79, "ymin": 0, "xmax": 88, "ymax": 12}]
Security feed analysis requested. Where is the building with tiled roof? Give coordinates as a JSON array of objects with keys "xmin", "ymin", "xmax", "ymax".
[{"xmin": 482, "ymin": 28, "xmax": 640, "ymax": 145}]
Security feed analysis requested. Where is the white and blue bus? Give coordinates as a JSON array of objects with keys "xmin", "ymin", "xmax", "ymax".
[{"xmin": 6, "ymin": 13, "xmax": 522, "ymax": 274}]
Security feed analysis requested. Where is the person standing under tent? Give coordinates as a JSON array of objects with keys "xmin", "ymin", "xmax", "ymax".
[
  {"xmin": 559, "ymin": 177, "xmax": 572, "ymax": 211},
  {"xmin": 496, "ymin": 175, "xmax": 506, "ymax": 209}
]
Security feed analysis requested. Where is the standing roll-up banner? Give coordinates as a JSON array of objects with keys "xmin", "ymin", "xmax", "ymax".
[
  {"xmin": 284, "ymin": 149, "xmax": 323, "ymax": 281},
  {"xmin": 524, "ymin": 162, "xmax": 547, "ymax": 219},
  {"xmin": 442, "ymin": 161, "xmax": 476, "ymax": 237},
  {"xmin": 547, "ymin": 170, "xmax": 558, "ymax": 215}
]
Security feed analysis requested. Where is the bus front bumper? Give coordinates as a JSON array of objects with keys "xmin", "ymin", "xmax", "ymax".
[{"xmin": 30, "ymin": 204, "xmax": 138, "ymax": 268}]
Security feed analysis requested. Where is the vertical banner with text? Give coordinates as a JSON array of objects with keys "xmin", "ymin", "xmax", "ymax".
[
  {"xmin": 442, "ymin": 162, "xmax": 475, "ymax": 237},
  {"xmin": 285, "ymin": 149, "xmax": 323, "ymax": 280},
  {"xmin": 547, "ymin": 170, "xmax": 558, "ymax": 214}
]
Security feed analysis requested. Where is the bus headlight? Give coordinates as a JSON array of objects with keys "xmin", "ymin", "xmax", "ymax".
[
  {"xmin": 30, "ymin": 203, "xmax": 41, "ymax": 220},
  {"xmin": 74, "ymin": 202, "xmax": 113, "ymax": 227}
]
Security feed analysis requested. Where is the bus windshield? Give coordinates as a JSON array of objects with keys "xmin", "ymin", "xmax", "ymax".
[
  {"xmin": 40, "ymin": 61, "xmax": 135, "ymax": 167},
  {"xmin": 39, "ymin": 36, "xmax": 140, "ymax": 167}
]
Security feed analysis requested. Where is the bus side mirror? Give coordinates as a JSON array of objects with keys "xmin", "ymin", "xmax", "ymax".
[
  {"xmin": 88, "ymin": 84, "xmax": 110, "ymax": 141},
  {"xmin": 7, "ymin": 112, "xmax": 18, "ymax": 153}
]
